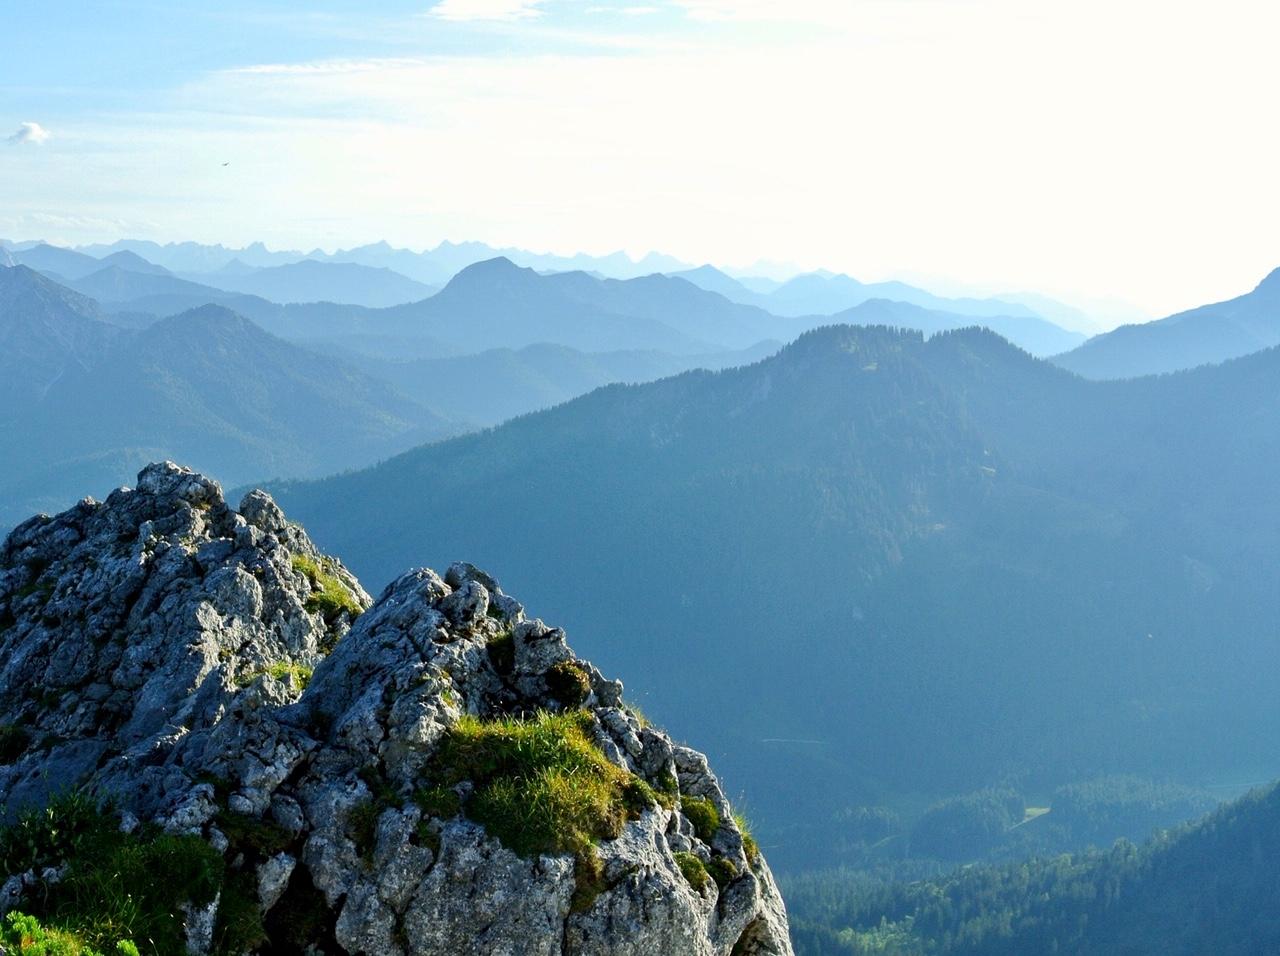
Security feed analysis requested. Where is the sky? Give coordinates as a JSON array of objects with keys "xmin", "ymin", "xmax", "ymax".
[{"xmin": 2, "ymin": 0, "xmax": 1279, "ymax": 317}]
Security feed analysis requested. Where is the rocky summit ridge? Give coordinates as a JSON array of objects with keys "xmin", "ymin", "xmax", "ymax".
[{"xmin": 0, "ymin": 461, "xmax": 791, "ymax": 955}]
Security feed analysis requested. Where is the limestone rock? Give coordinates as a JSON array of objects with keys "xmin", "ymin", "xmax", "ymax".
[{"xmin": 0, "ymin": 463, "xmax": 793, "ymax": 955}]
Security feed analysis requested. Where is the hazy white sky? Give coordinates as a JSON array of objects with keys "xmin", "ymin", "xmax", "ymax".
[{"xmin": 2, "ymin": 0, "xmax": 1278, "ymax": 315}]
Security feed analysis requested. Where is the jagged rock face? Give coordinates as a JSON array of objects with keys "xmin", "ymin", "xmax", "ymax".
[
  {"xmin": 0, "ymin": 462, "xmax": 368, "ymax": 820},
  {"xmin": 0, "ymin": 463, "xmax": 792, "ymax": 956}
]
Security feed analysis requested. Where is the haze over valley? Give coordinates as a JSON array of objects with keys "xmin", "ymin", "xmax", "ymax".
[{"xmin": 5, "ymin": 2, "xmax": 1280, "ymax": 953}]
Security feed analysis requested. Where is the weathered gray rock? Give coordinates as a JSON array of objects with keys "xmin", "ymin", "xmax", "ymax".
[{"xmin": 0, "ymin": 463, "xmax": 793, "ymax": 954}]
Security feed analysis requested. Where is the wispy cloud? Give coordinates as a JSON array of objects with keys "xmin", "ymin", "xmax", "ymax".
[
  {"xmin": 9, "ymin": 0, "xmax": 1280, "ymax": 314},
  {"xmin": 429, "ymin": 0, "xmax": 546, "ymax": 21},
  {"xmin": 7, "ymin": 121, "xmax": 51, "ymax": 146}
]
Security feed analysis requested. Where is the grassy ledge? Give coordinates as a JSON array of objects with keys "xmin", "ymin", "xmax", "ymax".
[
  {"xmin": 421, "ymin": 710, "xmax": 669, "ymax": 911},
  {"xmin": 0, "ymin": 792, "xmax": 222, "ymax": 955},
  {"xmin": 290, "ymin": 554, "xmax": 362, "ymax": 622}
]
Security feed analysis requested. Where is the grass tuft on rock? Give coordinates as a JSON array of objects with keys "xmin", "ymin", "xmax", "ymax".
[
  {"xmin": 428, "ymin": 711, "xmax": 642, "ymax": 858},
  {"xmin": 234, "ymin": 661, "xmax": 313, "ymax": 690},
  {"xmin": 0, "ymin": 791, "xmax": 222, "ymax": 955},
  {"xmin": 544, "ymin": 660, "xmax": 592, "ymax": 708},
  {"xmin": 734, "ymin": 811, "xmax": 760, "ymax": 863},
  {"xmin": 681, "ymin": 795, "xmax": 721, "ymax": 844},
  {"xmin": 414, "ymin": 784, "xmax": 462, "ymax": 820},
  {"xmin": 674, "ymin": 851, "xmax": 710, "ymax": 893},
  {"xmin": 291, "ymin": 554, "xmax": 362, "ymax": 622},
  {"xmin": 706, "ymin": 856, "xmax": 738, "ymax": 889}
]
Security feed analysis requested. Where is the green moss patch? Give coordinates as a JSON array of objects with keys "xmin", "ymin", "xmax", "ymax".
[
  {"xmin": 234, "ymin": 661, "xmax": 313, "ymax": 689},
  {"xmin": 569, "ymin": 846, "xmax": 608, "ymax": 914},
  {"xmin": 0, "ymin": 911, "xmax": 133, "ymax": 956},
  {"xmin": 674, "ymin": 851, "xmax": 710, "ymax": 893},
  {"xmin": 681, "ymin": 796, "xmax": 721, "ymax": 843},
  {"xmin": 706, "ymin": 856, "xmax": 738, "ymax": 889},
  {"xmin": 427, "ymin": 711, "xmax": 659, "ymax": 859},
  {"xmin": 291, "ymin": 554, "xmax": 362, "ymax": 622},
  {"xmin": 544, "ymin": 660, "xmax": 591, "ymax": 708}
]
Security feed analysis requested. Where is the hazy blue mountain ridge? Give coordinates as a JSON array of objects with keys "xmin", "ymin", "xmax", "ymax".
[
  {"xmin": 0, "ymin": 300, "xmax": 459, "ymax": 526},
  {"xmin": 185, "ymin": 257, "xmax": 440, "ymax": 308},
  {"xmin": 1053, "ymin": 266, "xmax": 1280, "ymax": 378},
  {"xmin": 0, "ymin": 265, "xmax": 119, "ymax": 405}
]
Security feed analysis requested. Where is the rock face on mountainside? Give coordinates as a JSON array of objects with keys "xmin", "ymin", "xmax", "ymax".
[{"xmin": 0, "ymin": 462, "xmax": 791, "ymax": 955}]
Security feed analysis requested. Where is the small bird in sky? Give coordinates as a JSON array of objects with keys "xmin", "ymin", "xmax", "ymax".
[{"xmin": 221, "ymin": 161, "xmax": 230, "ymax": 166}]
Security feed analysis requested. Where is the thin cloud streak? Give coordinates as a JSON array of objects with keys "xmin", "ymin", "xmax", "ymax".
[{"xmin": 429, "ymin": 0, "xmax": 546, "ymax": 22}]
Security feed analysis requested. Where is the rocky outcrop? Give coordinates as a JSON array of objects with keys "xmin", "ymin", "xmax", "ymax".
[{"xmin": 0, "ymin": 462, "xmax": 792, "ymax": 955}]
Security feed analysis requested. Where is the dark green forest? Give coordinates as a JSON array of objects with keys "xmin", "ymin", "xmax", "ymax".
[{"xmin": 785, "ymin": 781, "xmax": 1280, "ymax": 955}]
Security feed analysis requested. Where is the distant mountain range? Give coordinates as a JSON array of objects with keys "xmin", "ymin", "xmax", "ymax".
[
  {"xmin": 0, "ymin": 261, "xmax": 797, "ymax": 522},
  {"xmin": 8, "ymin": 243, "xmax": 169, "ymax": 281},
  {"xmin": 832, "ymin": 297, "xmax": 1084, "ymax": 356},
  {"xmin": 1053, "ymin": 267, "xmax": 1280, "ymax": 378},
  {"xmin": 3, "ymin": 238, "xmax": 1108, "ymax": 359},
  {"xmin": 70, "ymin": 237, "xmax": 693, "ymax": 285},
  {"xmin": 11, "ymin": 236, "xmax": 1111, "ymax": 333},
  {"xmin": 184, "ymin": 258, "xmax": 440, "ymax": 308},
  {"xmin": 0, "ymin": 276, "xmax": 458, "ymax": 525},
  {"xmin": 672, "ymin": 263, "xmax": 1061, "ymax": 322},
  {"xmin": 259, "ymin": 323, "xmax": 1280, "ymax": 860},
  {"xmin": 351, "ymin": 340, "xmax": 782, "ymax": 428}
]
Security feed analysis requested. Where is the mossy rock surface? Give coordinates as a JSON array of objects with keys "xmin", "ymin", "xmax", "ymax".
[
  {"xmin": 682, "ymin": 795, "xmax": 721, "ymax": 844},
  {"xmin": 426, "ymin": 710, "xmax": 648, "ymax": 858},
  {"xmin": 674, "ymin": 851, "xmax": 710, "ymax": 893},
  {"xmin": 292, "ymin": 554, "xmax": 362, "ymax": 623}
]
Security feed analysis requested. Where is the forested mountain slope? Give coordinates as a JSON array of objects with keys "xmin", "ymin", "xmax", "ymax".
[
  {"xmin": 788, "ymin": 780, "xmax": 1280, "ymax": 955},
  {"xmin": 262, "ymin": 325, "xmax": 1280, "ymax": 859}
]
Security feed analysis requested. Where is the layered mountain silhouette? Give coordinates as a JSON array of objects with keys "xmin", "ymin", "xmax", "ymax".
[
  {"xmin": 0, "ymin": 298, "xmax": 456, "ymax": 525},
  {"xmin": 189, "ymin": 258, "xmax": 440, "ymax": 307},
  {"xmin": 260, "ymin": 324, "xmax": 1280, "ymax": 857},
  {"xmin": 122, "ymin": 257, "xmax": 1079, "ymax": 359},
  {"xmin": 354, "ymin": 340, "xmax": 782, "ymax": 428},
  {"xmin": 833, "ymin": 298, "xmax": 1084, "ymax": 355},
  {"xmin": 673, "ymin": 264, "xmax": 1060, "ymax": 324},
  {"xmin": 77, "ymin": 237, "xmax": 693, "ymax": 285},
  {"xmin": 1053, "ymin": 267, "xmax": 1280, "ymax": 378},
  {"xmin": 12, "ymin": 242, "xmax": 1088, "ymax": 360},
  {"xmin": 0, "ymin": 264, "xmax": 800, "ymax": 521}
]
